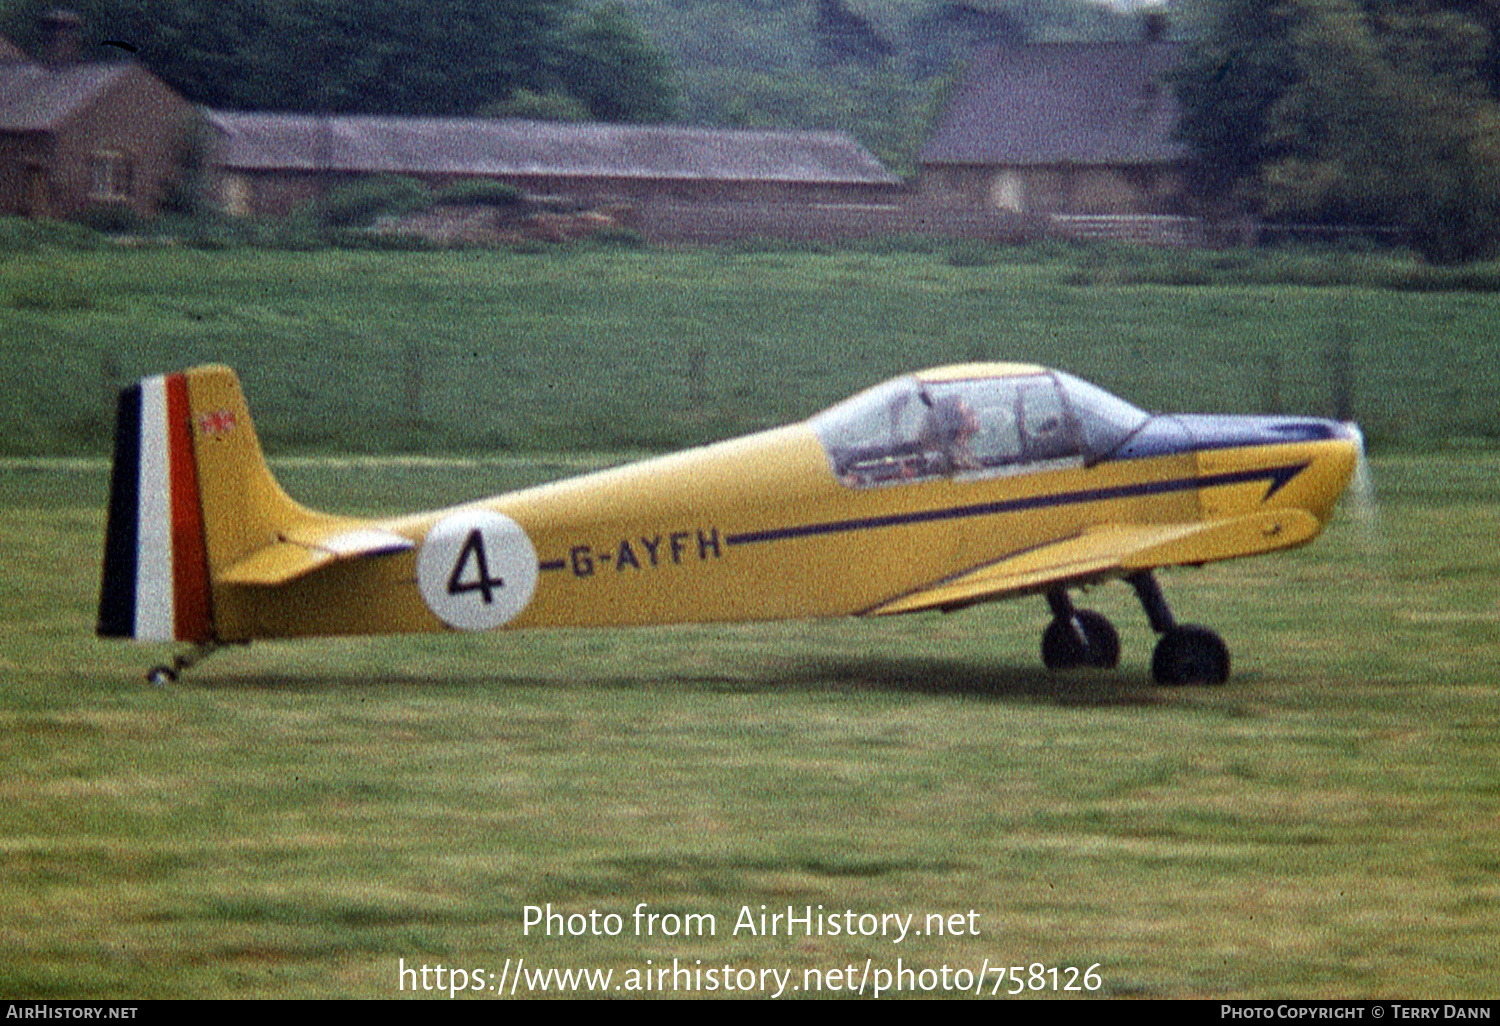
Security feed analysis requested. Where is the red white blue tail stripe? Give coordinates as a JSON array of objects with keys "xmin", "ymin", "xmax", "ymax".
[{"xmin": 97, "ymin": 374, "xmax": 212, "ymax": 642}]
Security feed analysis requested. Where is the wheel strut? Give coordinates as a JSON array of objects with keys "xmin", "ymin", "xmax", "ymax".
[
  {"xmin": 1125, "ymin": 571, "xmax": 1230, "ymax": 686},
  {"xmin": 1126, "ymin": 571, "xmax": 1176, "ymax": 634},
  {"xmin": 1046, "ymin": 588, "xmax": 1077, "ymax": 623},
  {"xmin": 1041, "ymin": 589, "xmax": 1120, "ymax": 670},
  {"xmin": 146, "ymin": 640, "xmax": 233, "ymax": 686}
]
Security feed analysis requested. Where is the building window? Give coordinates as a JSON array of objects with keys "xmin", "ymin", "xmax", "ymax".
[
  {"xmin": 990, "ymin": 170, "xmax": 1025, "ymax": 214},
  {"xmin": 88, "ymin": 152, "xmax": 134, "ymax": 201},
  {"xmin": 222, "ymin": 175, "xmax": 252, "ymax": 217}
]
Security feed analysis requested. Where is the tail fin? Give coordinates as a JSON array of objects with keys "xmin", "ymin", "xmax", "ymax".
[{"xmin": 98, "ymin": 366, "xmax": 307, "ymax": 642}]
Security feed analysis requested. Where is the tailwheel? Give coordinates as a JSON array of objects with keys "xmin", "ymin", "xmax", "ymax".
[
  {"xmin": 1151, "ymin": 625, "xmax": 1230, "ymax": 687},
  {"xmin": 1041, "ymin": 592, "xmax": 1121, "ymax": 671},
  {"xmin": 142, "ymin": 640, "xmax": 232, "ymax": 686},
  {"xmin": 146, "ymin": 665, "xmax": 178, "ymax": 687}
]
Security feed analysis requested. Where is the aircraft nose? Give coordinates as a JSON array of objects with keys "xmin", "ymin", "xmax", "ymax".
[
  {"xmin": 1333, "ymin": 419, "xmax": 1364, "ymax": 445},
  {"xmin": 1179, "ymin": 413, "xmax": 1354, "ymax": 450},
  {"xmin": 1305, "ymin": 420, "xmax": 1362, "ymax": 522},
  {"xmin": 1184, "ymin": 415, "xmax": 1361, "ymax": 523}
]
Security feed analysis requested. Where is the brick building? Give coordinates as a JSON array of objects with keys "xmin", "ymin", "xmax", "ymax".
[
  {"xmin": 208, "ymin": 112, "xmax": 902, "ymax": 219},
  {"xmin": 916, "ymin": 33, "xmax": 1192, "ymax": 220},
  {"xmin": 0, "ymin": 13, "xmax": 193, "ymax": 220}
]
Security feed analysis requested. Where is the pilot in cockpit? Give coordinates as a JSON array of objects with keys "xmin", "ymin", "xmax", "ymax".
[{"xmin": 917, "ymin": 393, "xmax": 982, "ymax": 474}]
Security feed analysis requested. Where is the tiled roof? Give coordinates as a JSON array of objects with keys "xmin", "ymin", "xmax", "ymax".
[
  {"xmin": 0, "ymin": 59, "xmax": 129, "ymax": 131},
  {"xmin": 921, "ymin": 41, "xmax": 1190, "ymax": 167},
  {"xmin": 208, "ymin": 113, "xmax": 900, "ymax": 185}
]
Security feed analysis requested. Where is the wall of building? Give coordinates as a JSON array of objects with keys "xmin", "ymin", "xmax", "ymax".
[
  {"xmin": 218, "ymin": 167, "xmax": 903, "ymax": 219},
  {"xmin": 2, "ymin": 66, "xmax": 193, "ymax": 220},
  {"xmin": 0, "ymin": 134, "xmax": 53, "ymax": 217},
  {"xmin": 48, "ymin": 66, "xmax": 193, "ymax": 218},
  {"xmin": 915, "ymin": 162, "xmax": 1187, "ymax": 217}
]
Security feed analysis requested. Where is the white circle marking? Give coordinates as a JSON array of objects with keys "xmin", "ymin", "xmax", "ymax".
[{"xmin": 417, "ymin": 510, "xmax": 538, "ymax": 630}]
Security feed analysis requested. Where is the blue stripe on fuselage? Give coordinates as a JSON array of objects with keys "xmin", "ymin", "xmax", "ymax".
[{"xmin": 724, "ymin": 461, "xmax": 1309, "ymax": 548}]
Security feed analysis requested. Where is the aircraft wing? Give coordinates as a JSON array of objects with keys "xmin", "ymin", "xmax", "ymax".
[
  {"xmin": 219, "ymin": 525, "xmax": 414, "ymax": 586},
  {"xmin": 865, "ymin": 508, "xmax": 1322, "ymax": 617}
]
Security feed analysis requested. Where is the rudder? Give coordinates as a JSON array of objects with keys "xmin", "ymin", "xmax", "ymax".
[
  {"xmin": 98, "ymin": 372, "xmax": 212, "ymax": 641},
  {"xmin": 97, "ymin": 365, "xmax": 309, "ymax": 643}
]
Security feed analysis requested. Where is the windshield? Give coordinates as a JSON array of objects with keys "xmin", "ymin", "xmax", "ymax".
[{"xmin": 1053, "ymin": 371, "xmax": 1149, "ymax": 461}]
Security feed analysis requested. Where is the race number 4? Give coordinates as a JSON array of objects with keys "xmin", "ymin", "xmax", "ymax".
[
  {"xmin": 448, "ymin": 530, "xmax": 504, "ymax": 604},
  {"xmin": 417, "ymin": 511, "xmax": 538, "ymax": 630}
]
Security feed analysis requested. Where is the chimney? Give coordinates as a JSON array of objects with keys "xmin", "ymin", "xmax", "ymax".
[
  {"xmin": 1142, "ymin": 11, "xmax": 1169, "ymax": 45},
  {"xmin": 39, "ymin": 8, "xmax": 83, "ymax": 69}
]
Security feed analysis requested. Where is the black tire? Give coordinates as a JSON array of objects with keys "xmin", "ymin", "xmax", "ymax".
[
  {"xmin": 1042, "ymin": 610, "xmax": 1120, "ymax": 671},
  {"xmin": 1151, "ymin": 625, "xmax": 1230, "ymax": 686}
]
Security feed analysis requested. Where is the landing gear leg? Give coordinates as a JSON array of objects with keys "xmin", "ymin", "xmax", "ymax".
[
  {"xmin": 146, "ymin": 640, "xmax": 232, "ymax": 686},
  {"xmin": 1126, "ymin": 571, "xmax": 1230, "ymax": 686},
  {"xmin": 1041, "ymin": 589, "xmax": 1120, "ymax": 670}
]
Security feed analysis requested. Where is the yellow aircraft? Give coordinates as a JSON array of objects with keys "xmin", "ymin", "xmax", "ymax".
[{"xmin": 98, "ymin": 363, "xmax": 1360, "ymax": 686}]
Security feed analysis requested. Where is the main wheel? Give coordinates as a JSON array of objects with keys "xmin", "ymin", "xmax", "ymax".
[
  {"xmin": 1042, "ymin": 610, "xmax": 1121, "ymax": 670},
  {"xmin": 1151, "ymin": 625, "xmax": 1230, "ymax": 686}
]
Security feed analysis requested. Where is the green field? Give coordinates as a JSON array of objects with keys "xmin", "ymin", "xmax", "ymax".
[
  {"xmin": 2, "ymin": 452, "xmax": 1498, "ymax": 999},
  {"xmin": 3, "ymin": 242, "xmax": 1499, "ymax": 999},
  {"xmin": 4, "ymin": 243, "xmax": 1500, "ymax": 455}
]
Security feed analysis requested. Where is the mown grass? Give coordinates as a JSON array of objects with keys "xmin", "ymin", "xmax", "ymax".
[
  {"xmin": 3, "ymin": 237, "xmax": 1497, "ymax": 997},
  {"xmin": 3, "ymin": 242, "xmax": 1499, "ymax": 455},
  {"xmin": 0, "ymin": 454, "xmax": 1496, "ymax": 998}
]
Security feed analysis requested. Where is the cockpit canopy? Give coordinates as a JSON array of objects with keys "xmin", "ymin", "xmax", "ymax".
[{"xmin": 810, "ymin": 368, "xmax": 1148, "ymax": 488}]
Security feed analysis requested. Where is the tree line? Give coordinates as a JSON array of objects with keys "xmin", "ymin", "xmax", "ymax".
[
  {"xmin": 9, "ymin": 0, "xmax": 1500, "ymax": 261},
  {"xmin": 0, "ymin": 0, "xmax": 675, "ymax": 122},
  {"xmin": 0, "ymin": 0, "xmax": 1135, "ymax": 175},
  {"xmin": 1175, "ymin": 0, "xmax": 1500, "ymax": 262}
]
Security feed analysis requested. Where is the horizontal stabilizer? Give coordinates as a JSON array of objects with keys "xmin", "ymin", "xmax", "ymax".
[{"xmin": 220, "ymin": 527, "xmax": 413, "ymax": 587}]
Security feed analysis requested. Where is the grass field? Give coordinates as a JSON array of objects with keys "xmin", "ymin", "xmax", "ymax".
[
  {"xmin": 2, "ymin": 241, "xmax": 1497, "ymax": 998},
  {"xmin": 2, "ymin": 452, "xmax": 1497, "ymax": 999},
  {"xmin": 4, "ymin": 243, "xmax": 1500, "ymax": 455}
]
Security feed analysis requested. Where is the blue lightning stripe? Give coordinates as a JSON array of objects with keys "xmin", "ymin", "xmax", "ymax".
[{"xmin": 724, "ymin": 462, "xmax": 1309, "ymax": 548}]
